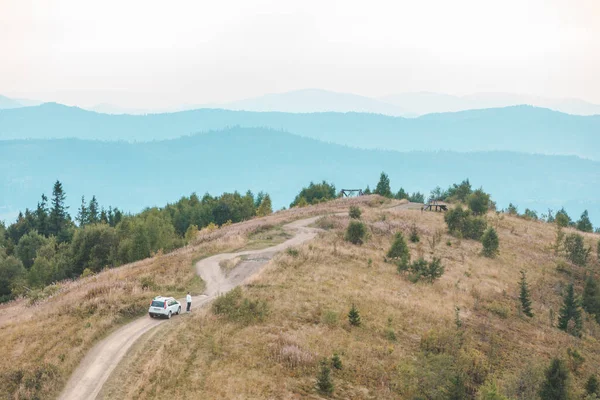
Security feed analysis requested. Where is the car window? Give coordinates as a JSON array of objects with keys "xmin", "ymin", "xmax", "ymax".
[{"xmin": 151, "ymin": 300, "xmax": 164, "ymax": 307}]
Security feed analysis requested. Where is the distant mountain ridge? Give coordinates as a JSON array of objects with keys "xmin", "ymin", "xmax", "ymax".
[
  {"xmin": 0, "ymin": 95, "xmax": 42, "ymax": 110},
  {"xmin": 2, "ymin": 103, "xmax": 599, "ymax": 160},
  {"xmin": 381, "ymin": 91, "xmax": 600, "ymax": 116},
  {"xmin": 4, "ymin": 89, "xmax": 600, "ymax": 116},
  {"xmin": 200, "ymin": 89, "xmax": 600, "ymax": 117},
  {"xmin": 216, "ymin": 88, "xmax": 407, "ymax": 116},
  {"xmin": 0, "ymin": 95, "xmax": 23, "ymax": 110},
  {"xmin": 1, "ymin": 127, "xmax": 599, "ymax": 227}
]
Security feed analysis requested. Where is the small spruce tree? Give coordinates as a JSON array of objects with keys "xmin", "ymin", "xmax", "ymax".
[
  {"xmin": 349, "ymin": 206, "xmax": 362, "ymax": 219},
  {"xmin": 555, "ymin": 208, "xmax": 571, "ymax": 228},
  {"xmin": 576, "ymin": 210, "xmax": 594, "ymax": 233},
  {"xmin": 49, "ymin": 180, "xmax": 68, "ymax": 239},
  {"xmin": 477, "ymin": 381, "xmax": 508, "ymax": 400},
  {"xmin": 554, "ymin": 225, "xmax": 565, "ymax": 255},
  {"xmin": 395, "ymin": 187, "xmax": 408, "ymax": 200},
  {"xmin": 348, "ymin": 304, "xmax": 361, "ymax": 326},
  {"xmin": 519, "ymin": 270, "xmax": 534, "ymax": 317},
  {"xmin": 564, "ymin": 233, "xmax": 590, "ymax": 266},
  {"xmin": 585, "ymin": 375, "xmax": 600, "ymax": 397},
  {"xmin": 387, "ymin": 232, "xmax": 410, "ymax": 268},
  {"xmin": 582, "ymin": 276, "xmax": 600, "ymax": 323},
  {"xmin": 316, "ymin": 359, "xmax": 334, "ymax": 395},
  {"xmin": 345, "ymin": 221, "xmax": 367, "ymax": 245},
  {"xmin": 374, "ymin": 172, "xmax": 393, "ymax": 198},
  {"xmin": 446, "ymin": 374, "xmax": 467, "ymax": 400},
  {"xmin": 481, "ymin": 227, "xmax": 499, "ymax": 258},
  {"xmin": 331, "ymin": 353, "xmax": 342, "ymax": 370},
  {"xmin": 409, "ymin": 223, "xmax": 420, "ymax": 243},
  {"xmin": 88, "ymin": 195, "xmax": 99, "ymax": 224},
  {"xmin": 76, "ymin": 195, "xmax": 88, "ymax": 227},
  {"xmin": 507, "ymin": 203, "xmax": 518, "ymax": 215},
  {"xmin": 539, "ymin": 358, "xmax": 570, "ymax": 400},
  {"xmin": 558, "ymin": 283, "xmax": 583, "ymax": 337},
  {"xmin": 35, "ymin": 194, "xmax": 49, "ymax": 236}
]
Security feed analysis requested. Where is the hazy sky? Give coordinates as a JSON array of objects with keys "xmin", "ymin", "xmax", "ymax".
[{"xmin": 1, "ymin": 0, "xmax": 599, "ymax": 108}]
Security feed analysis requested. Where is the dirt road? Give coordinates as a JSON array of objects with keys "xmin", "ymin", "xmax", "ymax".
[{"xmin": 58, "ymin": 215, "xmax": 322, "ymax": 400}]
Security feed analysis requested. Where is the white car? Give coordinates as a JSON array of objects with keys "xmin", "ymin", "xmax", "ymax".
[{"xmin": 148, "ymin": 296, "xmax": 181, "ymax": 319}]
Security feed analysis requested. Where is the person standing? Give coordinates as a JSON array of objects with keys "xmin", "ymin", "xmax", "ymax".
[{"xmin": 186, "ymin": 292, "xmax": 192, "ymax": 312}]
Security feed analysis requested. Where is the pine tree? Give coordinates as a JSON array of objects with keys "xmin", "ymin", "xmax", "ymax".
[
  {"xmin": 507, "ymin": 203, "xmax": 518, "ymax": 215},
  {"xmin": 555, "ymin": 208, "xmax": 572, "ymax": 227},
  {"xmin": 49, "ymin": 180, "xmax": 68, "ymax": 238},
  {"xmin": 112, "ymin": 208, "xmax": 123, "ymax": 227},
  {"xmin": 576, "ymin": 210, "xmax": 594, "ymax": 233},
  {"xmin": 35, "ymin": 194, "xmax": 49, "ymax": 236},
  {"xmin": 76, "ymin": 196, "xmax": 88, "ymax": 227},
  {"xmin": 349, "ymin": 206, "xmax": 362, "ymax": 219},
  {"xmin": 348, "ymin": 304, "xmax": 361, "ymax": 326},
  {"xmin": 477, "ymin": 381, "xmax": 508, "ymax": 400},
  {"xmin": 558, "ymin": 283, "xmax": 583, "ymax": 337},
  {"xmin": 100, "ymin": 208, "xmax": 108, "ymax": 224},
  {"xmin": 363, "ymin": 185, "xmax": 371, "ymax": 195},
  {"xmin": 585, "ymin": 375, "xmax": 600, "ymax": 397},
  {"xmin": 519, "ymin": 270, "xmax": 534, "ymax": 317},
  {"xmin": 409, "ymin": 223, "xmax": 420, "ymax": 243},
  {"xmin": 564, "ymin": 233, "xmax": 590, "ymax": 266},
  {"xmin": 331, "ymin": 353, "xmax": 342, "ymax": 370},
  {"xmin": 387, "ymin": 232, "xmax": 410, "ymax": 268},
  {"xmin": 344, "ymin": 221, "xmax": 366, "ymax": 245},
  {"xmin": 481, "ymin": 227, "xmax": 499, "ymax": 258},
  {"xmin": 107, "ymin": 206, "xmax": 114, "ymax": 226},
  {"xmin": 374, "ymin": 172, "xmax": 392, "ymax": 198},
  {"xmin": 256, "ymin": 194, "xmax": 273, "ymax": 217},
  {"xmin": 395, "ymin": 187, "xmax": 408, "ymax": 200},
  {"xmin": 316, "ymin": 359, "xmax": 334, "ymax": 395},
  {"xmin": 539, "ymin": 358, "xmax": 570, "ymax": 400},
  {"xmin": 446, "ymin": 374, "xmax": 467, "ymax": 400},
  {"xmin": 88, "ymin": 195, "xmax": 99, "ymax": 224},
  {"xmin": 583, "ymin": 276, "xmax": 600, "ymax": 323}
]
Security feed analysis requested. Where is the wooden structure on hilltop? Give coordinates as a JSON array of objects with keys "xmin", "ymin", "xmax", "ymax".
[
  {"xmin": 422, "ymin": 200, "xmax": 448, "ymax": 212},
  {"xmin": 340, "ymin": 189, "xmax": 363, "ymax": 197}
]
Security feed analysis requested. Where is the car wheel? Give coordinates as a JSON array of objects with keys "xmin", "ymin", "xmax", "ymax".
[
  {"xmin": 177, "ymin": 306, "xmax": 181, "ymax": 315},
  {"xmin": 167, "ymin": 311, "xmax": 172, "ymax": 319}
]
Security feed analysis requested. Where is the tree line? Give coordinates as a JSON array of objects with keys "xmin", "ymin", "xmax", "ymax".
[
  {"xmin": 0, "ymin": 181, "xmax": 273, "ymax": 302},
  {"xmin": 289, "ymin": 173, "xmax": 426, "ymax": 208}
]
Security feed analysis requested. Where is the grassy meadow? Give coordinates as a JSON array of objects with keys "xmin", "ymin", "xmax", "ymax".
[{"xmin": 99, "ymin": 202, "xmax": 600, "ymax": 399}]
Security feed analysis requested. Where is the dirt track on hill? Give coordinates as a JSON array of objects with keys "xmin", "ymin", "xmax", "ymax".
[{"xmin": 58, "ymin": 216, "xmax": 322, "ymax": 400}]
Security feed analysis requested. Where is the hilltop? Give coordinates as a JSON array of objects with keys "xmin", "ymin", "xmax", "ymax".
[
  {"xmin": 1, "ymin": 104, "xmax": 600, "ymax": 159},
  {"xmin": 1, "ymin": 196, "xmax": 599, "ymax": 399},
  {"xmin": 101, "ymin": 200, "xmax": 600, "ymax": 399}
]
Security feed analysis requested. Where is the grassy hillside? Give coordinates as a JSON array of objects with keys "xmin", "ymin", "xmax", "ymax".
[
  {"xmin": 98, "ymin": 200, "xmax": 600, "ymax": 399},
  {"xmin": 1, "ymin": 128, "xmax": 599, "ymax": 226},
  {"xmin": 0, "ymin": 199, "xmax": 373, "ymax": 399},
  {"xmin": 1, "ymin": 103, "xmax": 600, "ymax": 159}
]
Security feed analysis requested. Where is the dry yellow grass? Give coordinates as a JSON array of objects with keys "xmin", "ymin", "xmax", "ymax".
[
  {"xmin": 0, "ymin": 196, "xmax": 381, "ymax": 400},
  {"xmin": 98, "ymin": 204, "xmax": 600, "ymax": 399}
]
